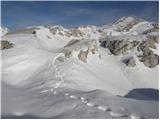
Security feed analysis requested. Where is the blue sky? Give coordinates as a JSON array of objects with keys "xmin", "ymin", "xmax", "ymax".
[{"xmin": 1, "ymin": 1, "xmax": 159, "ymax": 30}]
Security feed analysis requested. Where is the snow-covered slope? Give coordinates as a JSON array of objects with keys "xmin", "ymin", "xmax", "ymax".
[
  {"xmin": 100, "ymin": 16, "xmax": 157, "ymax": 36},
  {"xmin": 0, "ymin": 27, "xmax": 9, "ymax": 37},
  {"xmin": 103, "ymin": 16, "xmax": 143, "ymax": 32},
  {"xmin": 130, "ymin": 21, "xmax": 154, "ymax": 34},
  {"xmin": 1, "ymin": 16, "xmax": 159, "ymax": 118},
  {"xmin": 2, "ymin": 82, "xmax": 158, "ymax": 119}
]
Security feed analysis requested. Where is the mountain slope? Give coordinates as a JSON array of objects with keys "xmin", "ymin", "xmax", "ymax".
[{"xmin": 1, "ymin": 16, "xmax": 159, "ymax": 118}]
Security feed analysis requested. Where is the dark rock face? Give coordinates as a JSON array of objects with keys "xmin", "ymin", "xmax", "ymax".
[
  {"xmin": 99, "ymin": 34, "xmax": 159, "ymax": 68},
  {"xmin": 64, "ymin": 49, "xmax": 72, "ymax": 58},
  {"xmin": 32, "ymin": 31, "xmax": 36, "ymax": 34},
  {"xmin": 108, "ymin": 40, "xmax": 139, "ymax": 55},
  {"xmin": 152, "ymin": 23, "xmax": 159, "ymax": 32},
  {"xmin": 139, "ymin": 53, "xmax": 159, "ymax": 68},
  {"xmin": 137, "ymin": 36, "xmax": 159, "ymax": 68},
  {"xmin": 100, "ymin": 39, "xmax": 139, "ymax": 55},
  {"xmin": 123, "ymin": 57, "xmax": 136, "ymax": 67},
  {"xmin": 147, "ymin": 35, "xmax": 159, "ymax": 43},
  {"xmin": 137, "ymin": 35, "xmax": 158, "ymax": 52},
  {"xmin": 1, "ymin": 40, "xmax": 14, "ymax": 50},
  {"xmin": 99, "ymin": 37, "xmax": 110, "ymax": 48}
]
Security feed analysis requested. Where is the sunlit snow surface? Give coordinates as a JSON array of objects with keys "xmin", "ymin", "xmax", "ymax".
[{"xmin": 1, "ymin": 26, "xmax": 158, "ymax": 118}]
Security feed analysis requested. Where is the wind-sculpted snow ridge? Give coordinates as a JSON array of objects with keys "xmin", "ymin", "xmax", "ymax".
[{"xmin": 1, "ymin": 16, "xmax": 159, "ymax": 119}]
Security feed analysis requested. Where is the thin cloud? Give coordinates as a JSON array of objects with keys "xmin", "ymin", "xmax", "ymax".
[{"xmin": 1, "ymin": 1, "xmax": 159, "ymax": 29}]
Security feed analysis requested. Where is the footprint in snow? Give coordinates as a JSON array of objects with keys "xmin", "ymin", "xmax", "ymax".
[
  {"xmin": 57, "ymin": 71, "xmax": 60, "ymax": 75},
  {"xmin": 109, "ymin": 111, "xmax": 127, "ymax": 118},
  {"xmin": 64, "ymin": 93, "xmax": 69, "ymax": 96},
  {"xmin": 86, "ymin": 102, "xmax": 95, "ymax": 107},
  {"xmin": 69, "ymin": 95, "xmax": 77, "ymax": 99},
  {"xmin": 80, "ymin": 97, "xmax": 85, "ymax": 101},
  {"xmin": 40, "ymin": 89, "xmax": 49, "ymax": 93},
  {"xmin": 54, "ymin": 67, "xmax": 57, "ymax": 71},
  {"xmin": 79, "ymin": 97, "xmax": 88, "ymax": 103},
  {"xmin": 129, "ymin": 113, "xmax": 141, "ymax": 119},
  {"xmin": 97, "ymin": 105, "xmax": 110, "ymax": 111},
  {"xmin": 50, "ymin": 88, "xmax": 54, "ymax": 91},
  {"xmin": 81, "ymin": 99, "xmax": 88, "ymax": 103},
  {"xmin": 53, "ymin": 91, "xmax": 57, "ymax": 95}
]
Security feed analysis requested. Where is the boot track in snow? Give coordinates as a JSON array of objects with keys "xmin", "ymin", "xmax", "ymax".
[{"xmin": 39, "ymin": 54, "xmax": 140, "ymax": 119}]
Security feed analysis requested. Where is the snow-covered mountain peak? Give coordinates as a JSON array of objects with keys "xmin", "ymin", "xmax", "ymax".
[
  {"xmin": 108, "ymin": 16, "xmax": 144, "ymax": 32},
  {"xmin": 113, "ymin": 16, "xmax": 143, "ymax": 25}
]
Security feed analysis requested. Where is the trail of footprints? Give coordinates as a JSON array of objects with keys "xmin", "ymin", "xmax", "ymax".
[
  {"xmin": 64, "ymin": 92, "xmax": 129, "ymax": 118},
  {"xmin": 40, "ymin": 58, "xmax": 140, "ymax": 119}
]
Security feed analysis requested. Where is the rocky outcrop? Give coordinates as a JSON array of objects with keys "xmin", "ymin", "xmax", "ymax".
[
  {"xmin": 64, "ymin": 49, "xmax": 72, "ymax": 58},
  {"xmin": 139, "ymin": 53, "xmax": 159, "ymax": 68},
  {"xmin": 48, "ymin": 26, "xmax": 84, "ymax": 38},
  {"xmin": 100, "ymin": 34, "xmax": 159, "ymax": 68},
  {"xmin": 137, "ymin": 39, "xmax": 156, "ymax": 51},
  {"xmin": 49, "ymin": 28, "xmax": 57, "ymax": 35},
  {"xmin": 143, "ymin": 23, "xmax": 159, "ymax": 34},
  {"xmin": 62, "ymin": 39, "xmax": 99, "ymax": 63},
  {"xmin": 78, "ymin": 50, "xmax": 89, "ymax": 63},
  {"xmin": 1, "ymin": 40, "xmax": 14, "ymax": 50},
  {"xmin": 69, "ymin": 28, "xmax": 84, "ymax": 37},
  {"xmin": 48, "ymin": 26, "xmax": 70, "ymax": 37},
  {"xmin": 137, "ymin": 35, "xmax": 159, "ymax": 68},
  {"xmin": 100, "ymin": 39, "xmax": 139, "ymax": 55},
  {"xmin": 146, "ymin": 35, "xmax": 159, "ymax": 43},
  {"xmin": 108, "ymin": 40, "xmax": 139, "ymax": 55},
  {"xmin": 124, "ymin": 57, "xmax": 136, "ymax": 67}
]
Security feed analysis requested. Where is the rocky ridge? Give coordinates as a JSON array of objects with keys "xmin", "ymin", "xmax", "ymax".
[{"xmin": 1, "ymin": 16, "xmax": 159, "ymax": 68}]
